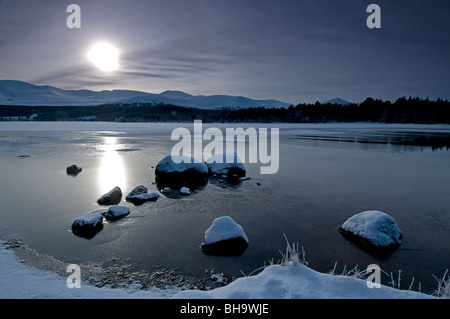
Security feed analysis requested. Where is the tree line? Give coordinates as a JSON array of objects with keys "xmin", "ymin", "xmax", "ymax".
[{"xmin": 1, "ymin": 97, "xmax": 449, "ymax": 124}]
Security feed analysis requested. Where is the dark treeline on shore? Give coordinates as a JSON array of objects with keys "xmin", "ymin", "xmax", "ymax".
[{"xmin": 1, "ymin": 97, "xmax": 449, "ymax": 124}]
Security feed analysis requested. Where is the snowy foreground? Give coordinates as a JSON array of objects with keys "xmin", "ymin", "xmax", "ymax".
[{"xmin": 0, "ymin": 242, "xmax": 434, "ymax": 299}]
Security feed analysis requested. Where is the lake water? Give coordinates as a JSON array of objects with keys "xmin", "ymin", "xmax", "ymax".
[{"xmin": 0, "ymin": 122, "xmax": 449, "ymax": 294}]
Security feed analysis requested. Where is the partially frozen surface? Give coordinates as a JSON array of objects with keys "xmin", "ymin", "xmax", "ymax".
[
  {"xmin": 203, "ymin": 216, "xmax": 249, "ymax": 245},
  {"xmin": 340, "ymin": 210, "xmax": 402, "ymax": 247},
  {"xmin": 0, "ymin": 241, "xmax": 434, "ymax": 299}
]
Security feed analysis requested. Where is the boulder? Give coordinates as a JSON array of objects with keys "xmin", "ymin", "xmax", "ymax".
[
  {"xmin": 97, "ymin": 186, "xmax": 122, "ymax": 205},
  {"xmin": 201, "ymin": 216, "xmax": 249, "ymax": 255},
  {"xmin": 155, "ymin": 155, "xmax": 208, "ymax": 188},
  {"xmin": 338, "ymin": 210, "xmax": 402, "ymax": 254},
  {"xmin": 206, "ymin": 153, "xmax": 246, "ymax": 180},
  {"xmin": 71, "ymin": 212, "xmax": 104, "ymax": 239},
  {"xmin": 104, "ymin": 205, "xmax": 130, "ymax": 221},
  {"xmin": 66, "ymin": 164, "xmax": 82, "ymax": 176}
]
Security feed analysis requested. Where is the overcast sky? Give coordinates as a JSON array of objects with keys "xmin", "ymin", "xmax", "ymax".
[{"xmin": 0, "ymin": 0, "xmax": 449, "ymax": 104}]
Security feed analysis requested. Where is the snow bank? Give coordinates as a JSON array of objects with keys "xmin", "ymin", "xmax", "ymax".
[
  {"xmin": 0, "ymin": 241, "xmax": 434, "ymax": 299},
  {"xmin": 174, "ymin": 262, "xmax": 432, "ymax": 299}
]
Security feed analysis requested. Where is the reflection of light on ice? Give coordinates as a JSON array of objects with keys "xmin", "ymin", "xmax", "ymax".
[{"xmin": 98, "ymin": 137, "xmax": 126, "ymax": 194}]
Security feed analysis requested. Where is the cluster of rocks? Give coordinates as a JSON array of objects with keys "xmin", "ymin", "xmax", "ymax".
[
  {"xmin": 154, "ymin": 153, "xmax": 249, "ymax": 196},
  {"xmin": 71, "ymin": 185, "xmax": 160, "ymax": 239}
]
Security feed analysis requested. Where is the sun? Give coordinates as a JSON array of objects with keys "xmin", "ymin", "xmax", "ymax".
[{"xmin": 88, "ymin": 42, "xmax": 119, "ymax": 72}]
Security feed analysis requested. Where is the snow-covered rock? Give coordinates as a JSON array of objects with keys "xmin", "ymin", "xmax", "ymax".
[
  {"xmin": 180, "ymin": 187, "xmax": 191, "ymax": 196},
  {"xmin": 125, "ymin": 185, "xmax": 148, "ymax": 200},
  {"xmin": 66, "ymin": 164, "xmax": 82, "ymax": 176},
  {"xmin": 71, "ymin": 212, "xmax": 104, "ymax": 238},
  {"xmin": 128, "ymin": 192, "xmax": 159, "ymax": 205},
  {"xmin": 339, "ymin": 210, "xmax": 402, "ymax": 253},
  {"xmin": 97, "ymin": 186, "xmax": 122, "ymax": 205},
  {"xmin": 206, "ymin": 152, "xmax": 246, "ymax": 179},
  {"xmin": 125, "ymin": 185, "xmax": 159, "ymax": 205},
  {"xmin": 201, "ymin": 216, "xmax": 249, "ymax": 255},
  {"xmin": 104, "ymin": 205, "xmax": 130, "ymax": 221},
  {"xmin": 155, "ymin": 155, "xmax": 208, "ymax": 187}
]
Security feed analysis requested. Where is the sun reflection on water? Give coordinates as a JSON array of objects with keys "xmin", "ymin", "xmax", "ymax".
[{"xmin": 98, "ymin": 136, "xmax": 127, "ymax": 195}]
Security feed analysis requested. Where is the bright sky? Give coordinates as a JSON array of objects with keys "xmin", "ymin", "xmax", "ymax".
[{"xmin": 0, "ymin": 0, "xmax": 449, "ymax": 104}]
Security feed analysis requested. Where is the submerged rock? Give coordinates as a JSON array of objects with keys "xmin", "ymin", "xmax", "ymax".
[
  {"xmin": 155, "ymin": 155, "xmax": 208, "ymax": 188},
  {"xmin": 206, "ymin": 152, "xmax": 246, "ymax": 180},
  {"xmin": 104, "ymin": 205, "xmax": 130, "ymax": 221},
  {"xmin": 97, "ymin": 187, "xmax": 122, "ymax": 206},
  {"xmin": 338, "ymin": 210, "xmax": 402, "ymax": 254},
  {"xmin": 66, "ymin": 164, "xmax": 82, "ymax": 176},
  {"xmin": 72, "ymin": 211, "xmax": 104, "ymax": 239},
  {"xmin": 201, "ymin": 216, "xmax": 249, "ymax": 256}
]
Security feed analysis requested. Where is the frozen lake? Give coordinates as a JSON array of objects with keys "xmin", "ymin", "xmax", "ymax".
[{"xmin": 0, "ymin": 122, "xmax": 449, "ymax": 294}]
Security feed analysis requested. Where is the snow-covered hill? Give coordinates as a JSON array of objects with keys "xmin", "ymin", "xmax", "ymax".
[
  {"xmin": 322, "ymin": 98, "xmax": 351, "ymax": 106},
  {"xmin": 0, "ymin": 80, "xmax": 291, "ymax": 109}
]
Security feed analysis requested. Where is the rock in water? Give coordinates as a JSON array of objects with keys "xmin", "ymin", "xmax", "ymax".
[
  {"xmin": 155, "ymin": 155, "xmax": 208, "ymax": 188},
  {"xmin": 206, "ymin": 152, "xmax": 246, "ymax": 179},
  {"xmin": 125, "ymin": 185, "xmax": 159, "ymax": 205},
  {"xmin": 338, "ymin": 210, "xmax": 402, "ymax": 254},
  {"xmin": 104, "ymin": 205, "xmax": 130, "ymax": 221},
  {"xmin": 180, "ymin": 187, "xmax": 191, "ymax": 196},
  {"xmin": 66, "ymin": 164, "xmax": 82, "ymax": 176},
  {"xmin": 128, "ymin": 192, "xmax": 159, "ymax": 205},
  {"xmin": 201, "ymin": 216, "xmax": 249, "ymax": 255},
  {"xmin": 72, "ymin": 212, "xmax": 104, "ymax": 239},
  {"xmin": 125, "ymin": 185, "xmax": 148, "ymax": 200},
  {"xmin": 97, "ymin": 186, "xmax": 122, "ymax": 205}
]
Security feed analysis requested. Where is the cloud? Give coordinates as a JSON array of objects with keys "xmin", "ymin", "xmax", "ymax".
[{"xmin": 1, "ymin": 0, "xmax": 449, "ymax": 103}]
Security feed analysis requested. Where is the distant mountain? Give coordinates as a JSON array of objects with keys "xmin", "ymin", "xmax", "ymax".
[
  {"xmin": 322, "ymin": 98, "xmax": 351, "ymax": 106},
  {"xmin": 0, "ymin": 80, "xmax": 291, "ymax": 109}
]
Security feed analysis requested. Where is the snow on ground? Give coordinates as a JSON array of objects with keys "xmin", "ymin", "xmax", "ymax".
[{"xmin": 0, "ymin": 241, "xmax": 435, "ymax": 299}]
